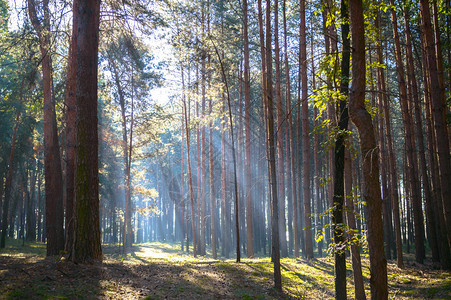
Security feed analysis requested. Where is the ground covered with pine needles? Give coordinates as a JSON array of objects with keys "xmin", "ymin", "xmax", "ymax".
[{"xmin": 0, "ymin": 239, "xmax": 450, "ymax": 299}]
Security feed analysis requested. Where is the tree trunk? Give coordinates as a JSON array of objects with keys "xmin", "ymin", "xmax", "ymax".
[
  {"xmin": 349, "ymin": 0, "xmax": 388, "ymax": 297},
  {"xmin": 182, "ymin": 65, "xmax": 196, "ymax": 257},
  {"xmin": 332, "ymin": 0, "xmax": 351, "ymax": 297},
  {"xmin": 273, "ymin": 0, "xmax": 288, "ymax": 258},
  {"xmin": 376, "ymin": 10, "xmax": 403, "ymax": 268},
  {"xmin": 419, "ymin": 0, "xmax": 451, "ymax": 257},
  {"xmin": 265, "ymin": 0, "xmax": 281, "ymax": 290},
  {"xmin": 390, "ymin": 0, "xmax": 425, "ymax": 263},
  {"xmin": 300, "ymin": 0, "xmax": 313, "ymax": 260},
  {"xmin": 64, "ymin": 0, "xmax": 78, "ymax": 254},
  {"xmin": 403, "ymin": 5, "xmax": 439, "ymax": 263},
  {"xmin": 72, "ymin": 0, "xmax": 102, "ymax": 263},
  {"xmin": 28, "ymin": 0, "xmax": 65, "ymax": 256},
  {"xmin": 243, "ymin": 0, "xmax": 254, "ymax": 259},
  {"xmin": 0, "ymin": 110, "xmax": 21, "ymax": 248}
]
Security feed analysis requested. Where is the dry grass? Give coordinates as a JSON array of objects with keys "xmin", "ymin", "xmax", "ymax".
[{"xmin": 0, "ymin": 239, "xmax": 449, "ymax": 299}]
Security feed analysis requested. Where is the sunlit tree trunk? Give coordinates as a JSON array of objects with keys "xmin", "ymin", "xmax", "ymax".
[{"xmin": 349, "ymin": 0, "xmax": 387, "ymax": 296}]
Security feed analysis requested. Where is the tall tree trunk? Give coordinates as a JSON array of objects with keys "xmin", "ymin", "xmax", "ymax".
[
  {"xmin": 390, "ymin": 0, "xmax": 425, "ymax": 263},
  {"xmin": 419, "ymin": 0, "xmax": 451, "ymax": 257},
  {"xmin": 243, "ymin": 0, "xmax": 254, "ymax": 259},
  {"xmin": 332, "ymin": 0, "xmax": 350, "ymax": 297},
  {"xmin": 349, "ymin": 0, "xmax": 388, "ymax": 297},
  {"xmin": 376, "ymin": 10, "xmax": 403, "ymax": 268},
  {"xmin": 300, "ymin": 0, "xmax": 313, "ymax": 259},
  {"xmin": 182, "ymin": 65, "xmax": 196, "ymax": 257},
  {"xmin": 28, "ymin": 0, "xmax": 65, "ymax": 256},
  {"xmin": 273, "ymin": 0, "xmax": 288, "ymax": 258},
  {"xmin": 209, "ymin": 96, "xmax": 217, "ymax": 259},
  {"xmin": 265, "ymin": 0, "xmax": 282, "ymax": 290},
  {"xmin": 403, "ymin": 4, "xmax": 439, "ymax": 263},
  {"xmin": 283, "ymin": 0, "xmax": 298, "ymax": 258},
  {"xmin": 64, "ymin": 0, "xmax": 78, "ymax": 253},
  {"xmin": 72, "ymin": 0, "xmax": 102, "ymax": 263},
  {"xmin": 212, "ymin": 40, "xmax": 241, "ymax": 262}
]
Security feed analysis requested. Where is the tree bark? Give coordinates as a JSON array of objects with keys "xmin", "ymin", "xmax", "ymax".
[
  {"xmin": 72, "ymin": 0, "xmax": 102, "ymax": 263},
  {"xmin": 300, "ymin": 0, "xmax": 313, "ymax": 260},
  {"xmin": 64, "ymin": 0, "xmax": 78, "ymax": 254},
  {"xmin": 266, "ymin": 0, "xmax": 281, "ymax": 290},
  {"xmin": 349, "ymin": 0, "xmax": 388, "ymax": 297},
  {"xmin": 390, "ymin": 0, "xmax": 425, "ymax": 263},
  {"xmin": 419, "ymin": 0, "xmax": 451, "ymax": 257},
  {"xmin": 403, "ymin": 5, "xmax": 439, "ymax": 263},
  {"xmin": 242, "ymin": 0, "xmax": 254, "ymax": 259},
  {"xmin": 332, "ymin": 0, "xmax": 350, "ymax": 297},
  {"xmin": 28, "ymin": 0, "xmax": 65, "ymax": 256},
  {"xmin": 376, "ymin": 10, "xmax": 403, "ymax": 268}
]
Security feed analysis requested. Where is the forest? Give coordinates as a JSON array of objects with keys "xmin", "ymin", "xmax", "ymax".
[{"xmin": 0, "ymin": 0, "xmax": 450, "ymax": 298}]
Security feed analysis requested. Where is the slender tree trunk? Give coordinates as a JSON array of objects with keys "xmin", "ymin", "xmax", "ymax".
[
  {"xmin": 282, "ymin": 0, "xmax": 298, "ymax": 258},
  {"xmin": 300, "ymin": 0, "xmax": 313, "ymax": 259},
  {"xmin": 273, "ymin": 0, "xmax": 288, "ymax": 258},
  {"xmin": 404, "ymin": 5, "xmax": 439, "ymax": 262},
  {"xmin": 64, "ymin": 0, "xmax": 78, "ymax": 254},
  {"xmin": 209, "ymin": 96, "xmax": 217, "ymax": 259},
  {"xmin": 419, "ymin": 0, "xmax": 451, "ymax": 256},
  {"xmin": 332, "ymin": 0, "xmax": 351, "ymax": 297},
  {"xmin": 349, "ymin": 0, "xmax": 388, "ymax": 297},
  {"xmin": 265, "ymin": 0, "xmax": 281, "ymax": 290},
  {"xmin": 376, "ymin": 10, "xmax": 403, "ymax": 268},
  {"xmin": 28, "ymin": 0, "xmax": 64, "ymax": 256},
  {"xmin": 345, "ymin": 145, "xmax": 366, "ymax": 300},
  {"xmin": 390, "ymin": 0, "xmax": 425, "ymax": 263},
  {"xmin": 242, "ymin": 0, "xmax": 254, "ymax": 259},
  {"xmin": 182, "ymin": 66, "xmax": 196, "ymax": 257}
]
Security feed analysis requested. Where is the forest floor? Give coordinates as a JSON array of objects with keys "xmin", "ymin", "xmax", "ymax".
[{"xmin": 0, "ymin": 239, "xmax": 450, "ymax": 299}]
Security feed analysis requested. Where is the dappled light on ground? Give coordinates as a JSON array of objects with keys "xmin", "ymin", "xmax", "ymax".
[{"xmin": 0, "ymin": 240, "xmax": 450, "ymax": 299}]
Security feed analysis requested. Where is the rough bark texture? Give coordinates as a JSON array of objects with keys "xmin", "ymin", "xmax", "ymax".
[
  {"xmin": 28, "ymin": 0, "xmax": 65, "ymax": 256},
  {"xmin": 349, "ymin": 0, "xmax": 388, "ymax": 298},
  {"xmin": 72, "ymin": 0, "xmax": 102, "ymax": 263}
]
